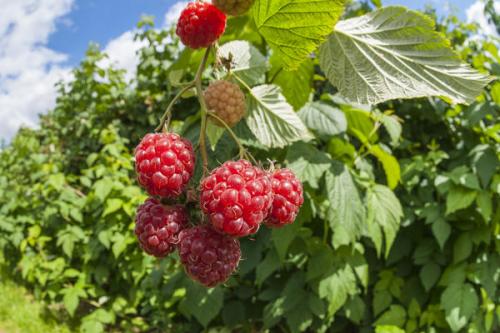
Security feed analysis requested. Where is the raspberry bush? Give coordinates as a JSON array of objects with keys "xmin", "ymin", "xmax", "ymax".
[{"xmin": 0, "ymin": 2, "xmax": 498, "ymax": 333}]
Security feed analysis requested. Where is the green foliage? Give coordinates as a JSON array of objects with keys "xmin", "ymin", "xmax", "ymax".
[{"xmin": 0, "ymin": 3, "xmax": 498, "ymax": 333}]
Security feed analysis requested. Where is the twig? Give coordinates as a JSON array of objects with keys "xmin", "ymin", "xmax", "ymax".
[
  {"xmin": 155, "ymin": 82, "xmax": 195, "ymax": 132},
  {"xmin": 194, "ymin": 47, "xmax": 212, "ymax": 175}
]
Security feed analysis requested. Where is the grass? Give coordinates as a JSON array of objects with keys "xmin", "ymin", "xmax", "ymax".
[{"xmin": 0, "ymin": 273, "xmax": 72, "ymax": 333}]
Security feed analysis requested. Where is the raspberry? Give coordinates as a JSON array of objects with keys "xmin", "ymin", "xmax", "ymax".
[
  {"xmin": 200, "ymin": 160, "xmax": 273, "ymax": 237},
  {"xmin": 205, "ymin": 80, "xmax": 246, "ymax": 128},
  {"xmin": 176, "ymin": 2, "xmax": 226, "ymax": 49},
  {"xmin": 135, "ymin": 133, "xmax": 195, "ymax": 198},
  {"xmin": 265, "ymin": 169, "xmax": 304, "ymax": 227},
  {"xmin": 178, "ymin": 225, "xmax": 241, "ymax": 287},
  {"xmin": 135, "ymin": 198, "xmax": 189, "ymax": 257},
  {"xmin": 212, "ymin": 0, "xmax": 254, "ymax": 16}
]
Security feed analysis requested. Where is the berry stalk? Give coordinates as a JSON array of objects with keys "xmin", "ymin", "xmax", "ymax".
[
  {"xmin": 207, "ymin": 112, "xmax": 257, "ymax": 164},
  {"xmin": 156, "ymin": 82, "xmax": 195, "ymax": 132},
  {"xmin": 194, "ymin": 46, "xmax": 212, "ymax": 175}
]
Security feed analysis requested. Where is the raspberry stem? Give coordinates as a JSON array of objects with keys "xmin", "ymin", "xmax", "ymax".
[
  {"xmin": 207, "ymin": 112, "xmax": 257, "ymax": 164},
  {"xmin": 231, "ymin": 73, "xmax": 253, "ymax": 94},
  {"xmin": 156, "ymin": 82, "xmax": 195, "ymax": 132},
  {"xmin": 195, "ymin": 46, "xmax": 212, "ymax": 175}
]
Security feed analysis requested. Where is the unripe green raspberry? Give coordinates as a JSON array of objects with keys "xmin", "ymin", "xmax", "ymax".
[
  {"xmin": 212, "ymin": 0, "xmax": 254, "ymax": 16},
  {"xmin": 204, "ymin": 80, "xmax": 246, "ymax": 128}
]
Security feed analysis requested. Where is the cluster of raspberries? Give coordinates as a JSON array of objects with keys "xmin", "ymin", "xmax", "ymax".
[
  {"xmin": 134, "ymin": 133, "xmax": 303, "ymax": 287},
  {"xmin": 132, "ymin": 0, "xmax": 302, "ymax": 288}
]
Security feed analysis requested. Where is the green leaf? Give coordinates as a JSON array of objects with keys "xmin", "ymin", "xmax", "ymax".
[
  {"xmin": 344, "ymin": 296, "xmax": 365, "ymax": 324},
  {"xmin": 342, "ymin": 105, "xmax": 376, "ymax": 140},
  {"xmin": 476, "ymin": 191, "xmax": 493, "ymax": 222},
  {"xmin": 432, "ymin": 218, "xmax": 451, "ymax": 249},
  {"xmin": 319, "ymin": 6, "xmax": 492, "ymax": 105},
  {"xmin": 446, "ymin": 167, "xmax": 481, "ymax": 190},
  {"xmin": 286, "ymin": 142, "xmax": 332, "ymax": 189},
  {"xmin": 318, "ymin": 265, "xmax": 357, "ymax": 316},
  {"xmin": 419, "ymin": 262, "xmax": 441, "ymax": 291},
  {"xmin": 441, "ymin": 283, "xmax": 479, "ymax": 332},
  {"xmin": 102, "ymin": 198, "xmax": 123, "ymax": 217},
  {"xmin": 272, "ymin": 222, "xmax": 299, "ymax": 261},
  {"xmin": 375, "ymin": 326, "xmax": 405, "ymax": 333},
  {"xmin": 470, "ymin": 145, "xmax": 499, "ymax": 188},
  {"xmin": 375, "ymin": 305, "xmax": 406, "ymax": 327},
  {"xmin": 47, "ymin": 173, "xmax": 65, "ymax": 191},
  {"xmin": 286, "ymin": 303, "xmax": 313, "ymax": 333},
  {"xmin": 219, "ymin": 40, "xmax": 267, "ymax": 86},
  {"xmin": 256, "ymin": 249, "xmax": 281, "ymax": 285},
  {"xmin": 445, "ymin": 185, "xmax": 477, "ymax": 215},
  {"xmin": 373, "ymin": 290, "xmax": 392, "ymax": 317},
  {"xmin": 453, "ymin": 233, "xmax": 472, "ymax": 263},
  {"xmin": 63, "ymin": 287, "xmax": 85, "ymax": 317},
  {"xmin": 263, "ymin": 297, "xmax": 285, "ymax": 329},
  {"xmin": 308, "ymin": 293, "xmax": 325, "ymax": 317},
  {"xmin": 206, "ymin": 122, "xmax": 225, "ymax": 149},
  {"xmin": 380, "ymin": 113, "xmax": 402, "ymax": 146},
  {"xmin": 111, "ymin": 234, "xmax": 127, "ymax": 258},
  {"xmin": 253, "ymin": 0, "xmax": 346, "ymax": 69},
  {"xmin": 366, "ymin": 185, "xmax": 403, "ymax": 257},
  {"xmin": 181, "ymin": 284, "xmax": 223, "ymax": 327},
  {"xmin": 369, "ymin": 145, "xmax": 401, "ymax": 189},
  {"xmin": 298, "ymin": 102, "xmax": 347, "ymax": 137},
  {"xmin": 245, "ymin": 84, "xmax": 312, "ymax": 147},
  {"xmin": 270, "ymin": 55, "xmax": 313, "ymax": 110},
  {"xmin": 93, "ymin": 178, "xmax": 113, "ymax": 203},
  {"xmin": 325, "ymin": 162, "xmax": 365, "ymax": 247},
  {"xmin": 222, "ymin": 301, "xmax": 246, "ymax": 327},
  {"xmin": 307, "ymin": 245, "xmax": 334, "ymax": 281},
  {"xmin": 91, "ymin": 309, "xmax": 115, "ymax": 324},
  {"xmin": 80, "ymin": 320, "xmax": 104, "ymax": 333}
]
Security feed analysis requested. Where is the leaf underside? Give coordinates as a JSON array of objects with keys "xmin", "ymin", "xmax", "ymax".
[{"xmin": 319, "ymin": 6, "xmax": 493, "ymax": 105}]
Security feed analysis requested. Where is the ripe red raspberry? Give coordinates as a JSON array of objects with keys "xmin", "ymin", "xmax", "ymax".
[
  {"xmin": 176, "ymin": 2, "xmax": 226, "ymax": 49},
  {"xmin": 200, "ymin": 160, "xmax": 273, "ymax": 237},
  {"xmin": 135, "ymin": 133, "xmax": 195, "ymax": 198},
  {"xmin": 178, "ymin": 225, "xmax": 241, "ymax": 287},
  {"xmin": 212, "ymin": 0, "xmax": 254, "ymax": 16},
  {"xmin": 135, "ymin": 198, "xmax": 189, "ymax": 257},
  {"xmin": 205, "ymin": 80, "xmax": 246, "ymax": 128},
  {"xmin": 265, "ymin": 169, "xmax": 304, "ymax": 227}
]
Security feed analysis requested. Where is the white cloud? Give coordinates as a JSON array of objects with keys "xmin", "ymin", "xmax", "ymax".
[
  {"xmin": 100, "ymin": 30, "xmax": 147, "ymax": 81},
  {"xmin": 163, "ymin": 1, "xmax": 189, "ymax": 27},
  {"xmin": 98, "ymin": 0, "xmax": 189, "ymax": 81},
  {"xmin": 466, "ymin": 0, "xmax": 500, "ymax": 37},
  {"xmin": 0, "ymin": 0, "xmax": 73, "ymax": 140}
]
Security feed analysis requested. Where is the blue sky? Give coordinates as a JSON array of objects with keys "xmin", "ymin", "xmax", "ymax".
[
  {"xmin": 48, "ymin": 0, "xmax": 175, "ymax": 66},
  {"xmin": 0, "ymin": 0, "xmax": 494, "ymax": 140}
]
